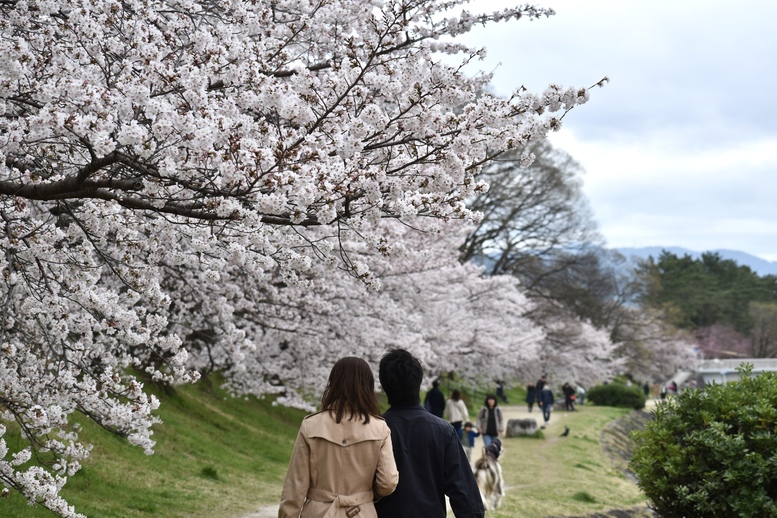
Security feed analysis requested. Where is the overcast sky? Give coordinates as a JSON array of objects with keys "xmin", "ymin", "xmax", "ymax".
[{"xmin": 460, "ymin": 1, "xmax": 777, "ymax": 261}]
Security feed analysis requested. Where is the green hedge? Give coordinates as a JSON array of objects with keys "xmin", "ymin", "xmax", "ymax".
[
  {"xmin": 630, "ymin": 366, "xmax": 777, "ymax": 517},
  {"xmin": 586, "ymin": 383, "xmax": 645, "ymax": 410}
]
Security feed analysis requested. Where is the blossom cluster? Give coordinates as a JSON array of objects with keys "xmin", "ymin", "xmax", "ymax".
[{"xmin": 212, "ymin": 219, "xmax": 548, "ymax": 409}]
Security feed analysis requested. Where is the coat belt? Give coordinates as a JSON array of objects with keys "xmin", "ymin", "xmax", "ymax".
[{"xmin": 306, "ymin": 488, "xmax": 373, "ymax": 518}]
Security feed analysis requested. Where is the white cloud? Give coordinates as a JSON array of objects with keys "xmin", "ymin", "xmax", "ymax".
[
  {"xmin": 547, "ymin": 130, "xmax": 777, "ymax": 260},
  {"xmin": 458, "ymin": 0, "xmax": 777, "ymax": 262}
]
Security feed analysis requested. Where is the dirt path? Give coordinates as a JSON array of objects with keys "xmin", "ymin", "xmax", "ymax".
[{"xmin": 240, "ymin": 505, "xmax": 277, "ymax": 518}]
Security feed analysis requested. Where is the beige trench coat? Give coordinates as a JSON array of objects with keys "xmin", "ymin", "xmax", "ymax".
[{"xmin": 278, "ymin": 411, "xmax": 398, "ymax": 518}]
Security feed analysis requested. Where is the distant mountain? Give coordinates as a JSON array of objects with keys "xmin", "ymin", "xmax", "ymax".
[{"xmin": 613, "ymin": 246, "xmax": 777, "ymax": 277}]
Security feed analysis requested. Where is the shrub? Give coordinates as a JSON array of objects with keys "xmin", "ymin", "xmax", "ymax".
[
  {"xmin": 587, "ymin": 383, "xmax": 646, "ymax": 409},
  {"xmin": 200, "ymin": 466, "xmax": 220, "ymax": 480},
  {"xmin": 630, "ymin": 366, "xmax": 777, "ymax": 517},
  {"xmin": 571, "ymin": 491, "xmax": 596, "ymax": 503}
]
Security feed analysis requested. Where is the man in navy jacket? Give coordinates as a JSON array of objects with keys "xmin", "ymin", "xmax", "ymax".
[{"xmin": 375, "ymin": 348, "xmax": 485, "ymax": 518}]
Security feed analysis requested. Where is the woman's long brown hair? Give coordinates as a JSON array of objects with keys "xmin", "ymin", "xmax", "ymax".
[{"xmin": 320, "ymin": 357, "xmax": 380, "ymax": 424}]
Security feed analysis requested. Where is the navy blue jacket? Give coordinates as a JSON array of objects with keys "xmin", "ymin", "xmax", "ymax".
[
  {"xmin": 538, "ymin": 387, "xmax": 555, "ymax": 406},
  {"xmin": 375, "ymin": 403, "xmax": 485, "ymax": 518},
  {"xmin": 423, "ymin": 386, "xmax": 446, "ymax": 418}
]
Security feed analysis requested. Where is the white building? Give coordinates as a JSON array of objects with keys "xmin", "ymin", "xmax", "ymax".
[{"xmin": 694, "ymin": 358, "xmax": 777, "ymax": 385}]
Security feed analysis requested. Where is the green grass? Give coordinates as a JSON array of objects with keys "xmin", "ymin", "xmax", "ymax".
[
  {"xmin": 486, "ymin": 406, "xmax": 648, "ymax": 518},
  {"xmin": 2, "ymin": 380, "xmax": 648, "ymax": 518}
]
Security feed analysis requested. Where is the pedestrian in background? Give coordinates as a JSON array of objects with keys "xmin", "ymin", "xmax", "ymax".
[
  {"xmin": 538, "ymin": 384, "xmax": 555, "ymax": 429},
  {"xmin": 444, "ymin": 389, "xmax": 469, "ymax": 435},
  {"xmin": 496, "ymin": 381, "xmax": 508, "ymax": 403},
  {"xmin": 476, "ymin": 394, "xmax": 504, "ymax": 447},
  {"xmin": 562, "ymin": 382, "xmax": 576, "ymax": 412},
  {"xmin": 460, "ymin": 421, "xmax": 480, "ymax": 462},
  {"xmin": 526, "ymin": 383, "xmax": 536, "ymax": 413},
  {"xmin": 576, "ymin": 384, "xmax": 586, "ymax": 405},
  {"xmin": 423, "ymin": 379, "xmax": 445, "ymax": 418}
]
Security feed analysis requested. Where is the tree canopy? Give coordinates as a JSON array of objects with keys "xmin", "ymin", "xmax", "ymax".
[
  {"xmin": 636, "ymin": 251, "xmax": 777, "ymax": 357},
  {"xmin": 459, "ymin": 139, "xmax": 600, "ymax": 281}
]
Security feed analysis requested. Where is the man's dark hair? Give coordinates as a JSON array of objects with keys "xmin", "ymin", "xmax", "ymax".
[{"xmin": 379, "ymin": 348, "xmax": 423, "ymax": 406}]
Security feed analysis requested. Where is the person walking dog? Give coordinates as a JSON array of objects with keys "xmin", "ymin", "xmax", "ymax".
[{"xmin": 476, "ymin": 395, "xmax": 504, "ymax": 447}]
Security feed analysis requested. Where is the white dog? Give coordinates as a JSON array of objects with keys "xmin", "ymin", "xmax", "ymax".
[{"xmin": 473, "ymin": 439, "xmax": 505, "ymax": 510}]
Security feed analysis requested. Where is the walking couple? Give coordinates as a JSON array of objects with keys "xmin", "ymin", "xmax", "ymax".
[{"xmin": 278, "ymin": 349, "xmax": 485, "ymax": 518}]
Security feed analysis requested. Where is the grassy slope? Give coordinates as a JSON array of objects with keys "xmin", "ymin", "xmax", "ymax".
[
  {"xmin": 2, "ymin": 381, "xmax": 645, "ymax": 518},
  {"xmin": 2, "ymin": 378, "xmax": 306, "ymax": 517}
]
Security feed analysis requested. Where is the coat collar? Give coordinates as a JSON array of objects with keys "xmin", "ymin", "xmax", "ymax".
[{"xmin": 304, "ymin": 410, "xmax": 387, "ymax": 445}]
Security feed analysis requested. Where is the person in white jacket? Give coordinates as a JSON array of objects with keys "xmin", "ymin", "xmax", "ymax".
[{"xmin": 444, "ymin": 389, "xmax": 469, "ymax": 435}]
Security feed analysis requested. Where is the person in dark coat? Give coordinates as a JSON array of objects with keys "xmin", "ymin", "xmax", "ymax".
[
  {"xmin": 538, "ymin": 384, "xmax": 555, "ymax": 428},
  {"xmin": 562, "ymin": 382, "xmax": 576, "ymax": 412},
  {"xmin": 376, "ymin": 349, "xmax": 484, "ymax": 518},
  {"xmin": 423, "ymin": 379, "xmax": 446, "ymax": 418},
  {"xmin": 496, "ymin": 380, "xmax": 508, "ymax": 403},
  {"xmin": 526, "ymin": 383, "xmax": 536, "ymax": 413}
]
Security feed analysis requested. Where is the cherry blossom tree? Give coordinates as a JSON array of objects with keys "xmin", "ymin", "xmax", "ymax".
[
  {"xmin": 369, "ymin": 221, "xmax": 544, "ymax": 385},
  {"xmin": 1, "ymin": 0, "xmax": 600, "ymax": 513},
  {"xmin": 611, "ymin": 308, "xmax": 697, "ymax": 384},
  {"xmin": 216, "ymin": 219, "xmax": 544, "ymax": 409},
  {"xmin": 527, "ymin": 301, "xmax": 621, "ymax": 389},
  {"xmin": 694, "ymin": 323, "xmax": 751, "ymax": 359}
]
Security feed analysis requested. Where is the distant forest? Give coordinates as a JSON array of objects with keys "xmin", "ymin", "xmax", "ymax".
[{"xmin": 636, "ymin": 251, "xmax": 777, "ymax": 358}]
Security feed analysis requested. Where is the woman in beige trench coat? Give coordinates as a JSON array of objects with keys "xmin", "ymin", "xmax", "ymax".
[{"xmin": 279, "ymin": 357, "xmax": 399, "ymax": 518}]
